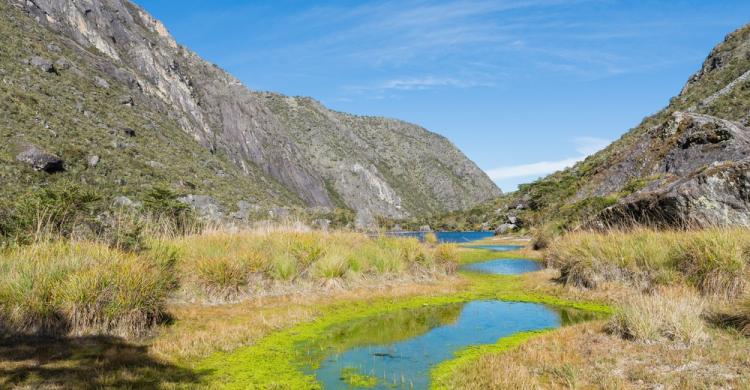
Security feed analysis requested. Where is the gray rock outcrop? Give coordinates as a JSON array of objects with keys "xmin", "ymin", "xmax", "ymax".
[{"xmin": 16, "ymin": 145, "xmax": 64, "ymax": 173}]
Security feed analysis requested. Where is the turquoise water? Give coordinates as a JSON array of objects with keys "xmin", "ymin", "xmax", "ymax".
[
  {"xmin": 303, "ymin": 301, "xmax": 593, "ymax": 389},
  {"xmin": 299, "ymin": 232, "xmax": 560, "ymax": 389},
  {"xmin": 462, "ymin": 259, "xmax": 543, "ymax": 275},
  {"xmin": 389, "ymin": 231, "xmax": 494, "ymax": 243},
  {"xmin": 465, "ymin": 244, "xmax": 524, "ymax": 251}
]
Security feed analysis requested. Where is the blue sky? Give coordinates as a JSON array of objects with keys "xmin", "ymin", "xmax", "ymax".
[{"xmin": 134, "ymin": 0, "xmax": 750, "ymax": 192}]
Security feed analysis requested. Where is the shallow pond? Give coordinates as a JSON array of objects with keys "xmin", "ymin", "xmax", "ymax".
[
  {"xmin": 462, "ymin": 258, "xmax": 543, "ymax": 275},
  {"xmin": 301, "ymin": 301, "xmax": 595, "ymax": 389}
]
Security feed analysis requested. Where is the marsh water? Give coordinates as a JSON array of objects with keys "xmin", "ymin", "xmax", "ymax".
[
  {"xmin": 300, "ymin": 238, "xmax": 577, "ymax": 389},
  {"xmin": 302, "ymin": 301, "xmax": 595, "ymax": 389}
]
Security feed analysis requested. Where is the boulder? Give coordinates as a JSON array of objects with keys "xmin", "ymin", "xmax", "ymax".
[
  {"xmin": 313, "ymin": 218, "xmax": 331, "ymax": 231},
  {"xmin": 94, "ymin": 76, "xmax": 110, "ymax": 89},
  {"xmin": 53, "ymin": 58, "xmax": 72, "ymax": 71},
  {"xmin": 119, "ymin": 95, "xmax": 134, "ymax": 106},
  {"xmin": 16, "ymin": 145, "xmax": 64, "ymax": 173},
  {"xmin": 179, "ymin": 195, "xmax": 224, "ymax": 221},
  {"xmin": 419, "ymin": 225, "xmax": 432, "ymax": 232},
  {"xmin": 28, "ymin": 56, "xmax": 55, "ymax": 73},
  {"xmin": 87, "ymin": 155, "xmax": 100, "ymax": 167},
  {"xmin": 113, "ymin": 196, "xmax": 140, "ymax": 208},
  {"xmin": 231, "ymin": 200, "xmax": 259, "ymax": 220},
  {"xmin": 269, "ymin": 207, "xmax": 290, "ymax": 220},
  {"xmin": 494, "ymin": 223, "xmax": 517, "ymax": 235},
  {"xmin": 146, "ymin": 160, "xmax": 164, "ymax": 169}
]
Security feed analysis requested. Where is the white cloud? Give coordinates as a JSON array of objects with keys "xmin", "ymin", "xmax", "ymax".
[
  {"xmin": 346, "ymin": 76, "xmax": 493, "ymax": 93},
  {"xmin": 574, "ymin": 136, "xmax": 611, "ymax": 155},
  {"xmin": 486, "ymin": 136, "xmax": 610, "ymax": 180},
  {"xmin": 486, "ymin": 156, "xmax": 583, "ymax": 180}
]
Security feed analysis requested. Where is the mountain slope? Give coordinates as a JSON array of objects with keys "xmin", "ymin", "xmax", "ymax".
[
  {"xmin": 3, "ymin": 0, "xmax": 500, "ymax": 225},
  {"xmin": 424, "ymin": 23, "xmax": 750, "ymax": 231}
]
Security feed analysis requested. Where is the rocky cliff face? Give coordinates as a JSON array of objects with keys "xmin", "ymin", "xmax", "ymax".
[
  {"xmin": 426, "ymin": 23, "xmax": 750, "ymax": 231},
  {"xmin": 3, "ymin": 0, "xmax": 500, "ymax": 225},
  {"xmin": 531, "ymin": 23, "xmax": 750, "ymax": 228}
]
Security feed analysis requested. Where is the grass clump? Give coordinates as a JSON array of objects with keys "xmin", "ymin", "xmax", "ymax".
[
  {"xmin": 547, "ymin": 228, "xmax": 750, "ymax": 297},
  {"xmin": 607, "ymin": 286, "xmax": 707, "ymax": 344},
  {"xmin": 340, "ymin": 367, "xmax": 378, "ymax": 388},
  {"xmin": 162, "ymin": 228, "xmax": 454, "ymax": 302},
  {"xmin": 0, "ymin": 241, "xmax": 175, "ymax": 337}
]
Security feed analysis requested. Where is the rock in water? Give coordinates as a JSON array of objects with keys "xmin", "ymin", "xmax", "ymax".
[{"xmin": 16, "ymin": 145, "xmax": 64, "ymax": 173}]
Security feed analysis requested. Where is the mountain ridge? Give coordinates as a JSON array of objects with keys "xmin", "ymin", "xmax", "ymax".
[{"xmin": 1, "ymin": 0, "xmax": 500, "ymax": 226}]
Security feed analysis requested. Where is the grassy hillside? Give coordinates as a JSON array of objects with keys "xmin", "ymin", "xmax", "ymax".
[{"xmin": 0, "ymin": 2, "xmax": 303, "ymax": 213}]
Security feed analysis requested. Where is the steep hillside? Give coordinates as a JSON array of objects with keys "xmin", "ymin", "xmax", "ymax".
[
  {"xmin": 261, "ymin": 93, "xmax": 500, "ymax": 224},
  {"xmin": 422, "ymin": 23, "xmax": 750, "ymax": 232},
  {"xmin": 2, "ymin": 0, "xmax": 500, "ymax": 226},
  {"xmin": 0, "ymin": 0, "xmax": 303, "ymax": 212}
]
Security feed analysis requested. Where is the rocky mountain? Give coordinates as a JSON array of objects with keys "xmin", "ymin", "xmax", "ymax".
[
  {"xmin": 0, "ymin": 0, "xmax": 500, "ymax": 227},
  {"xmin": 422, "ymin": 23, "xmax": 750, "ymax": 231}
]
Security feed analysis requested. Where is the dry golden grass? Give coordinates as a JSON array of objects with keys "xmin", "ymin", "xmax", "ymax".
[
  {"xmin": 162, "ymin": 227, "xmax": 460, "ymax": 303},
  {"xmin": 547, "ymin": 228, "xmax": 750, "ymax": 298},
  {"xmin": 607, "ymin": 286, "xmax": 707, "ymax": 344},
  {"xmin": 449, "ymin": 321, "xmax": 750, "ymax": 390}
]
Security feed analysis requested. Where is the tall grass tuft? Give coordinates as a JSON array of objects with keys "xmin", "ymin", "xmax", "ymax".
[
  {"xmin": 162, "ymin": 228, "xmax": 450, "ymax": 301},
  {"xmin": 607, "ymin": 286, "xmax": 707, "ymax": 344},
  {"xmin": 547, "ymin": 228, "xmax": 750, "ymax": 297},
  {"xmin": 0, "ymin": 241, "xmax": 175, "ymax": 337}
]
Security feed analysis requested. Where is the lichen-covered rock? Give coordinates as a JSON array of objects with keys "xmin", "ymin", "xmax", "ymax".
[{"xmin": 16, "ymin": 145, "xmax": 64, "ymax": 173}]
